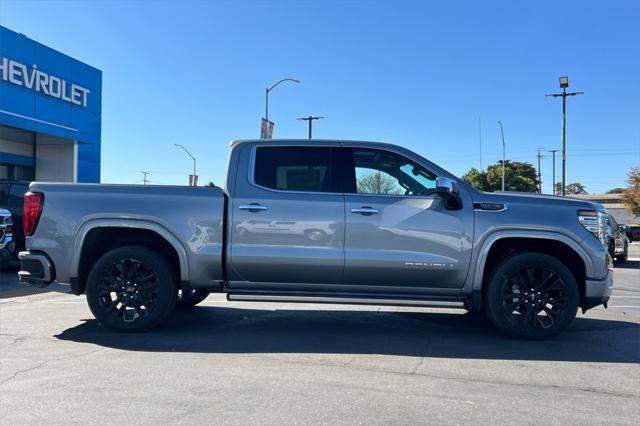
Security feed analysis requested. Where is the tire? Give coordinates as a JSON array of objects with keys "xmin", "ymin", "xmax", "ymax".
[
  {"xmin": 175, "ymin": 288, "xmax": 210, "ymax": 309},
  {"xmin": 620, "ymin": 244, "xmax": 628, "ymax": 264},
  {"xmin": 484, "ymin": 252, "xmax": 579, "ymax": 339},
  {"xmin": 86, "ymin": 246, "xmax": 177, "ymax": 332}
]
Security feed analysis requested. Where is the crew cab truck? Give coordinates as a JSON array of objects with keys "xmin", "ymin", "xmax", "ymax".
[{"xmin": 19, "ymin": 140, "xmax": 613, "ymax": 339}]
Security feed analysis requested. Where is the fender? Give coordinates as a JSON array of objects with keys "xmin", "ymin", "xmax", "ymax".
[
  {"xmin": 70, "ymin": 217, "xmax": 190, "ymax": 281},
  {"xmin": 468, "ymin": 228, "xmax": 594, "ymax": 296}
]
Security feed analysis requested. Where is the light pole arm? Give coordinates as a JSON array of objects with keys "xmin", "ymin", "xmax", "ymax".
[
  {"xmin": 267, "ymin": 78, "xmax": 301, "ymax": 93},
  {"xmin": 264, "ymin": 78, "xmax": 300, "ymax": 127}
]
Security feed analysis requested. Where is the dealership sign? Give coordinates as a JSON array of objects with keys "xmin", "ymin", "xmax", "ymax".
[{"xmin": 0, "ymin": 56, "xmax": 90, "ymax": 107}]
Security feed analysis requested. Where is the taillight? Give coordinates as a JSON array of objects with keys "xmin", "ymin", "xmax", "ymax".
[{"xmin": 23, "ymin": 192, "xmax": 44, "ymax": 236}]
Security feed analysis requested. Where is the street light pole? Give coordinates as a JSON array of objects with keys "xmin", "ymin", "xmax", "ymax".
[
  {"xmin": 546, "ymin": 77, "xmax": 584, "ymax": 196},
  {"xmin": 297, "ymin": 116, "xmax": 324, "ymax": 139},
  {"xmin": 548, "ymin": 149, "xmax": 559, "ymax": 194},
  {"xmin": 174, "ymin": 144, "xmax": 197, "ymax": 186},
  {"xmin": 265, "ymin": 78, "xmax": 301, "ymax": 126},
  {"xmin": 497, "ymin": 120, "xmax": 506, "ymax": 191}
]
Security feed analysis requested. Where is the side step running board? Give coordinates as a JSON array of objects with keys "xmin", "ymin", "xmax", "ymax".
[{"xmin": 227, "ymin": 294, "xmax": 465, "ymax": 309}]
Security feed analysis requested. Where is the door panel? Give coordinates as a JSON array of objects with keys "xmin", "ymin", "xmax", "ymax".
[
  {"xmin": 228, "ymin": 144, "xmax": 345, "ymax": 286},
  {"xmin": 342, "ymin": 147, "xmax": 474, "ymax": 289},
  {"xmin": 344, "ymin": 194, "xmax": 473, "ymax": 288}
]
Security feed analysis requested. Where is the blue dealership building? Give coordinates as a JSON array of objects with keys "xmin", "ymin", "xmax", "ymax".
[{"xmin": 0, "ymin": 26, "xmax": 101, "ymax": 182}]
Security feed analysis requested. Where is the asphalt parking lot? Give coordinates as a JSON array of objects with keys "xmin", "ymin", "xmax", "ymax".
[{"xmin": 1, "ymin": 245, "xmax": 639, "ymax": 425}]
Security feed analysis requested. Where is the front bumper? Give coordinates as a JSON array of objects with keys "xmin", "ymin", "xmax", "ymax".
[
  {"xmin": 18, "ymin": 251, "xmax": 55, "ymax": 288},
  {"xmin": 582, "ymin": 268, "xmax": 614, "ymax": 311}
]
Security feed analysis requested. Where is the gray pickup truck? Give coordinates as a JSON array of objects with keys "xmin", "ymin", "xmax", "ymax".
[{"xmin": 19, "ymin": 139, "xmax": 613, "ymax": 338}]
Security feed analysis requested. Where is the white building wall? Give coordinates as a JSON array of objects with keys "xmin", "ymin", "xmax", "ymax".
[{"xmin": 35, "ymin": 138, "xmax": 75, "ymax": 182}]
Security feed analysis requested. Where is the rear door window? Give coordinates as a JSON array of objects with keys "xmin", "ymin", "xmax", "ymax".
[{"xmin": 254, "ymin": 146, "xmax": 338, "ymax": 193}]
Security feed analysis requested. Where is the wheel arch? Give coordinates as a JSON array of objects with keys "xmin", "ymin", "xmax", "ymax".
[
  {"xmin": 470, "ymin": 231, "xmax": 592, "ymax": 310},
  {"xmin": 71, "ymin": 219, "xmax": 189, "ymax": 295}
]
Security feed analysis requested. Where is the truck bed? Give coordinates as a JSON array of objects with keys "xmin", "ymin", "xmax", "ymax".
[{"xmin": 26, "ymin": 183, "xmax": 226, "ymax": 289}]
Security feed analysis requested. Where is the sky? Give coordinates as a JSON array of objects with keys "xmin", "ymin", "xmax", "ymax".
[{"xmin": 1, "ymin": 0, "xmax": 638, "ymax": 193}]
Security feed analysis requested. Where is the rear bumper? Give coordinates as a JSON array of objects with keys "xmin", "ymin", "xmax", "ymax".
[
  {"xmin": 582, "ymin": 268, "xmax": 614, "ymax": 311},
  {"xmin": 18, "ymin": 251, "xmax": 55, "ymax": 288}
]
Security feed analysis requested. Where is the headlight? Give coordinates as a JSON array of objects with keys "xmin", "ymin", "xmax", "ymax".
[{"xmin": 578, "ymin": 209, "xmax": 609, "ymax": 245}]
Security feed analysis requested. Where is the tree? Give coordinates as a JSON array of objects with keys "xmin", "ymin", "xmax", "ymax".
[
  {"xmin": 606, "ymin": 187, "xmax": 626, "ymax": 194},
  {"xmin": 622, "ymin": 167, "xmax": 640, "ymax": 215},
  {"xmin": 357, "ymin": 170, "xmax": 403, "ymax": 195},
  {"xmin": 554, "ymin": 182, "xmax": 588, "ymax": 195},
  {"xmin": 461, "ymin": 160, "xmax": 538, "ymax": 192},
  {"xmin": 205, "ymin": 182, "xmax": 216, "ymax": 187}
]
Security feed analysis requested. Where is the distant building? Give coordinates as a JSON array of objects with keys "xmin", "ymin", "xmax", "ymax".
[
  {"xmin": 1, "ymin": 26, "xmax": 101, "ymax": 182},
  {"xmin": 574, "ymin": 193, "xmax": 639, "ymax": 224}
]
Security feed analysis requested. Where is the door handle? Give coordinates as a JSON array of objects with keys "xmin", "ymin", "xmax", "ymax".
[
  {"xmin": 350, "ymin": 207, "xmax": 380, "ymax": 215},
  {"xmin": 239, "ymin": 204, "xmax": 268, "ymax": 212}
]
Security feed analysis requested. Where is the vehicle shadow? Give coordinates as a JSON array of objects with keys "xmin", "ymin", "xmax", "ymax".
[{"xmin": 55, "ymin": 305, "xmax": 640, "ymax": 364}]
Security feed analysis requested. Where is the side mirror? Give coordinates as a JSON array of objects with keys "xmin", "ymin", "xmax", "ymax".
[
  {"xmin": 436, "ymin": 177, "xmax": 462, "ymax": 210},
  {"xmin": 436, "ymin": 177, "xmax": 456, "ymax": 195}
]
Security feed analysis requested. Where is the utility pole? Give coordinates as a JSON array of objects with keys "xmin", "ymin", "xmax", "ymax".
[
  {"xmin": 497, "ymin": 120, "xmax": 506, "ymax": 191},
  {"xmin": 536, "ymin": 148, "xmax": 544, "ymax": 194},
  {"xmin": 548, "ymin": 149, "xmax": 559, "ymax": 194},
  {"xmin": 297, "ymin": 116, "xmax": 324, "ymax": 139},
  {"xmin": 546, "ymin": 76, "xmax": 584, "ymax": 196},
  {"xmin": 478, "ymin": 116, "xmax": 483, "ymax": 170},
  {"xmin": 141, "ymin": 171, "xmax": 150, "ymax": 185}
]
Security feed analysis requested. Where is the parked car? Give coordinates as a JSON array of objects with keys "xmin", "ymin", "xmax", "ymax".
[
  {"xmin": 0, "ymin": 180, "xmax": 29, "ymax": 257},
  {"xmin": 607, "ymin": 216, "xmax": 629, "ymax": 264},
  {"xmin": 0, "ymin": 208, "xmax": 15, "ymax": 268},
  {"xmin": 19, "ymin": 139, "xmax": 613, "ymax": 339},
  {"xmin": 622, "ymin": 224, "xmax": 640, "ymax": 242}
]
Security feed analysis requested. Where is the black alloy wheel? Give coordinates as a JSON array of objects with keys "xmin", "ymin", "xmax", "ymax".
[
  {"xmin": 500, "ymin": 266, "xmax": 568, "ymax": 331},
  {"xmin": 485, "ymin": 252, "xmax": 579, "ymax": 339},
  {"xmin": 86, "ymin": 246, "xmax": 177, "ymax": 331}
]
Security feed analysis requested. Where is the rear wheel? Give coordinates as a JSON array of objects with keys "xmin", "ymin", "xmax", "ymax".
[
  {"xmin": 175, "ymin": 288, "xmax": 210, "ymax": 309},
  {"xmin": 484, "ymin": 252, "xmax": 579, "ymax": 339},
  {"xmin": 86, "ymin": 246, "xmax": 177, "ymax": 332}
]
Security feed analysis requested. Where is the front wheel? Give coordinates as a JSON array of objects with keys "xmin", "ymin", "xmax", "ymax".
[
  {"xmin": 484, "ymin": 252, "xmax": 579, "ymax": 339},
  {"xmin": 86, "ymin": 246, "xmax": 177, "ymax": 332}
]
